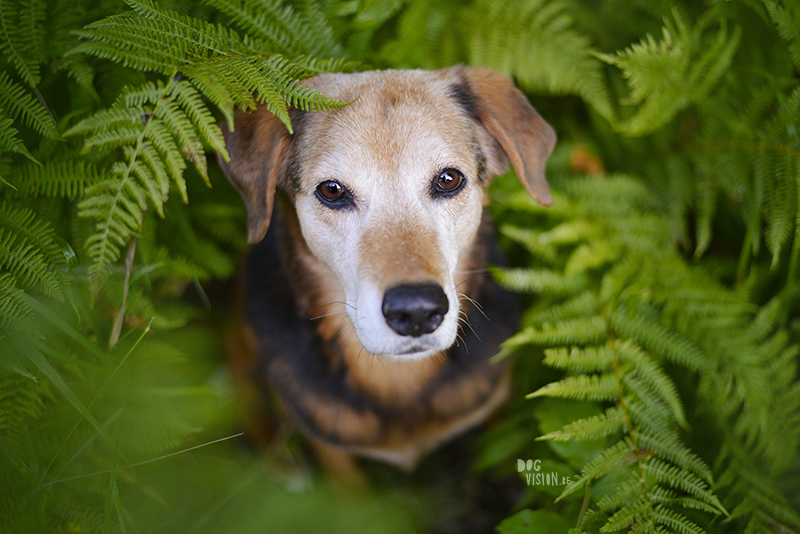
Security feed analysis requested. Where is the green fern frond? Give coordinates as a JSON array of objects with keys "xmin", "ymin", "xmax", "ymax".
[
  {"xmin": 0, "ymin": 200, "xmax": 69, "ymax": 301},
  {"xmin": 491, "ymin": 172, "xmax": 800, "ymax": 531},
  {"xmin": 609, "ymin": 308, "xmax": 708, "ymax": 371},
  {"xmin": 0, "ymin": 115, "xmax": 35, "ymax": 162},
  {"xmin": 762, "ymin": 0, "xmax": 800, "ymax": 70},
  {"xmin": 644, "ymin": 458, "xmax": 724, "ymax": 513},
  {"xmin": 9, "ymin": 161, "xmax": 101, "ymax": 199},
  {"xmin": 582, "ymin": 473, "xmax": 646, "ymax": 526},
  {"xmin": 528, "ymin": 373, "xmax": 619, "ymax": 402},
  {"xmin": 0, "ymin": 71, "xmax": 57, "ymax": 138},
  {"xmin": 532, "ymin": 290, "xmax": 599, "ymax": 325},
  {"xmin": 537, "ymin": 406, "xmax": 626, "ymax": 441},
  {"xmin": 469, "ymin": 0, "xmax": 613, "ymax": 119},
  {"xmin": 0, "ymin": 0, "xmax": 41, "ymax": 87},
  {"xmin": 558, "ymin": 437, "xmax": 638, "ymax": 500},
  {"xmin": 0, "ymin": 273, "xmax": 32, "ymax": 332},
  {"xmin": 618, "ymin": 341, "xmax": 686, "ymax": 427},
  {"xmin": 598, "ymin": 12, "xmax": 740, "ymax": 135},
  {"xmin": 564, "ymin": 240, "xmax": 620, "ymax": 275},
  {"xmin": 541, "ymin": 345, "xmax": 613, "ymax": 373},
  {"xmin": 64, "ymin": 1, "xmax": 354, "ymax": 296},
  {"xmin": 503, "ymin": 316, "xmax": 607, "ymax": 350},
  {"xmin": 492, "ymin": 267, "xmax": 589, "ymax": 296},
  {"xmin": 204, "ymin": 0, "xmax": 345, "ymax": 59},
  {"xmin": 500, "ymin": 225, "xmax": 559, "ymax": 263}
]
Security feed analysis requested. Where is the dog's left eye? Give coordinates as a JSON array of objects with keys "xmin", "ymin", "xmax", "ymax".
[
  {"xmin": 315, "ymin": 179, "xmax": 352, "ymax": 208},
  {"xmin": 433, "ymin": 168, "xmax": 466, "ymax": 197}
]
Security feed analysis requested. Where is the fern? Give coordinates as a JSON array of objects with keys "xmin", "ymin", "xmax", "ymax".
[
  {"xmin": 0, "ymin": 200, "xmax": 70, "ymax": 302},
  {"xmin": 1, "ymin": 1, "xmax": 800, "ymax": 532},
  {"xmin": 469, "ymin": 0, "xmax": 614, "ymax": 120},
  {"xmin": 63, "ymin": 0, "xmax": 351, "ymax": 296},
  {"xmin": 495, "ymin": 174, "xmax": 800, "ymax": 532},
  {"xmin": 598, "ymin": 11, "xmax": 740, "ymax": 136},
  {"xmin": 204, "ymin": 0, "xmax": 346, "ymax": 59}
]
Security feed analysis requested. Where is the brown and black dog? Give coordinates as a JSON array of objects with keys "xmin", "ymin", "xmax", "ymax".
[{"xmin": 219, "ymin": 66, "xmax": 554, "ymax": 471}]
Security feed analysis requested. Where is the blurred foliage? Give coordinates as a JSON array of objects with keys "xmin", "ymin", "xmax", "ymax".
[{"xmin": 1, "ymin": 0, "xmax": 799, "ymax": 532}]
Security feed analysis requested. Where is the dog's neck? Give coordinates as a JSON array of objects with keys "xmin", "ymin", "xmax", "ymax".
[{"xmin": 275, "ymin": 195, "xmax": 489, "ymax": 407}]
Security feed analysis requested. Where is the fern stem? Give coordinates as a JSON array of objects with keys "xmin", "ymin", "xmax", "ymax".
[
  {"xmin": 109, "ymin": 237, "xmax": 137, "ymax": 349},
  {"xmin": 32, "ymin": 85, "xmax": 56, "ymax": 129},
  {"xmin": 89, "ymin": 71, "xmax": 179, "ymax": 295},
  {"xmin": 735, "ymin": 228, "xmax": 753, "ymax": 285},
  {"xmin": 577, "ymin": 480, "xmax": 591, "ymax": 528},
  {"xmin": 602, "ymin": 302, "xmax": 657, "ymax": 530}
]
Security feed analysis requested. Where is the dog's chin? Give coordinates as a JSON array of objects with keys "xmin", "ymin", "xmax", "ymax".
[
  {"xmin": 378, "ymin": 346, "xmax": 444, "ymax": 361},
  {"xmin": 355, "ymin": 325, "xmax": 458, "ymax": 361}
]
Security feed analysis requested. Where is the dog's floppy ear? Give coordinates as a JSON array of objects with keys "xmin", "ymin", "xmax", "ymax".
[
  {"xmin": 458, "ymin": 67, "xmax": 556, "ymax": 206},
  {"xmin": 218, "ymin": 107, "xmax": 292, "ymax": 243}
]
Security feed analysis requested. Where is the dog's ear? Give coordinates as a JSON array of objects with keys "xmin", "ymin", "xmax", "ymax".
[
  {"xmin": 218, "ymin": 107, "xmax": 292, "ymax": 243},
  {"xmin": 457, "ymin": 67, "xmax": 556, "ymax": 206}
]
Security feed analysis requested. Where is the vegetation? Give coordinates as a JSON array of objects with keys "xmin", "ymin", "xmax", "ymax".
[{"xmin": 1, "ymin": 0, "xmax": 798, "ymax": 532}]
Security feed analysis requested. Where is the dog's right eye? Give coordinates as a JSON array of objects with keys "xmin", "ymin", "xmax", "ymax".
[{"xmin": 315, "ymin": 180, "xmax": 351, "ymax": 208}]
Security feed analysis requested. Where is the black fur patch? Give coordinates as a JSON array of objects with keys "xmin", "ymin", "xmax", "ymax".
[
  {"xmin": 449, "ymin": 82, "xmax": 480, "ymax": 122},
  {"xmin": 243, "ymin": 201, "xmax": 519, "ymax": 447}
]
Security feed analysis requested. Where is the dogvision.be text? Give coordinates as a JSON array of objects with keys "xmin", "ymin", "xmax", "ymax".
[{"xmin": 517, "ymin": 459, "xmax": 572, "ymax": 487}]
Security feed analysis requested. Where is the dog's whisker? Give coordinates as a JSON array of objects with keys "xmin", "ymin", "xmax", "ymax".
[
  {"xmin": 309, "ymin": 310, "xmax": 347, "ymax": 321},
  {"xmin": 453, "ymin": 267, "xmax": 490, "ymax": 275},
  {"xmin": 458, "ymin": 292, "xmax": 489, "ymax": 321}
]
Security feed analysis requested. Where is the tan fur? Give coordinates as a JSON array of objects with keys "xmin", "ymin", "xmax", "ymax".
[{"xmin": 219, "ymin": 66, "xmax": 555, "ymax": 470}]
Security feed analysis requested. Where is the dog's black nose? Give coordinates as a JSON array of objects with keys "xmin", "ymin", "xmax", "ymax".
[{"xmin": 382, "ymin": 284, "xmax": 449, "ymax": 337}]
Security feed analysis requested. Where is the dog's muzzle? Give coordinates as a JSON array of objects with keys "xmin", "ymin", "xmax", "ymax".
[{"xmin": 381, "ymin": 284, "xmax": 449, "ymax": 337}]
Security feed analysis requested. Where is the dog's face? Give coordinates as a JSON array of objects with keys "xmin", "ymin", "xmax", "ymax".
[{"xmin": 220, "ymin": 67, "xmax": 555, "ymax": 360}]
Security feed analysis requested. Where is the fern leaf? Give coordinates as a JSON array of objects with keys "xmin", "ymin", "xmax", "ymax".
[
  {"xmin": 169, "ymin": 79, "xmax": 227, "ymax": 159},
  {"xmin": 504, "ymin": 316, "xmax": 607, "ymax": 350},
  {"xmin": 558, "ymin": 437, "xmax": 638, "ymax": 500},
  {"xmin": 635, "ymin": 430, "xmax": 712, "ymax": 484},
  {"xmin": 10, "ymin": 161, "xmax": 101, "ymax": 199},
  {"xmin": 0, "ymin": 0, "xmax": 40, "ymax": 87},
  {"xmin": 205, "ymin": 0, "xmax": 345, "ymax": 59},
  {"xmin": 0, "ymin": 273, "xmax": 32, "ymax": 332},
  {"xmin": 469, "ymin": 0, "xmax": 613, "ymax": 119},
  {"xmin": 609, "ymin": 307, "xmax": 708, "ymax": 371},
  {"xmin": 644, "ymin": 458, "xmax": 725, "ymax": 514},
  {"xmin": 618, "ymin": 341, "xmax": 686, "ymax": 427},
  {"xmin": 651, "ymin": 487, "xmax": 726, "ymax": 515},
  {"xmin": 599, "ymin": 13, "xmax": 740, "ymax": 135},
  {"xmin": 153, "ymin": 95, "xmax": 206, "ymax": 182},
  {"xmin": 762, "ymin": 0, "xmax": 800, "ymax": 70},
  {"xmin": 601, "ymin": 495, "xmax": 651, "ymax": 533},
  {"xmin": 0, "ymin": 71, "xmax": 57, "ymax": 138},
  {"xmin": 582, "ymin": 472, "xmax": 646, "ymax": 526},
  {"xmin": 533, "ymin": 290, "xmax": 599, "ymax": 325},
  {"xmin": 564, "ymin": 240, "xmax": 620, "ymax": 275},
  {"xmin": 538, "ymin": 406, "xmax": 626, "ymax": 441},
  {"xmin": 528, "ymin": 373, "xmax": 619, "ymax": 402},
  {"xmin": 0, "ymin": 200, "xmax": 69, "ymax": 301},
  {"xmin": 499, "ymin": 225, "xmax": 558, "ymax": 263},
  {"xmin": 541, "ymin": 345, "xmax": 613, "ymax": 373},
  {"xmin": 494, "ymin": 267, "xmax": 589, "ymax": 296}
]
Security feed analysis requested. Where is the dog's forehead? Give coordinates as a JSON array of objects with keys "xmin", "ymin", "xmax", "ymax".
[{"xmin": 294, "ymin": 70, "xmax": 477, "ymax": 183}]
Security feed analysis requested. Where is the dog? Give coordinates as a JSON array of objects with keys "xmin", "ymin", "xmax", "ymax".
[{"xmin": 219, "ymin": 66, "xmax": 555, "ymax": 471}]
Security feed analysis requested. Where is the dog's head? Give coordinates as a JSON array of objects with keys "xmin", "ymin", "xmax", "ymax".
[{"xmin": 220, "ymin": 66, "xmax": 555, "ymax": 361}]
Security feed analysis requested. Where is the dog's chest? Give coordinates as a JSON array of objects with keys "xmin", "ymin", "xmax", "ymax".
[{"xmin": 242, "ymin": 203, "xmax": 519, "ymax": 467}]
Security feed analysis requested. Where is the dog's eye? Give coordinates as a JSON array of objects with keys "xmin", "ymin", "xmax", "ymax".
[
  {"xmin": 315, "ymin": 180, "xmax": 351, "ymax": 207},
  {"xmin": 433, "ymin": 168, "xmax": 466, "ymax": 197}
]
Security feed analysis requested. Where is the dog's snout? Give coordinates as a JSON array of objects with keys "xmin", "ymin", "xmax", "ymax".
[{"xmin": 382, "ymin": 284, "xmax": 449, "ymax": 337}]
